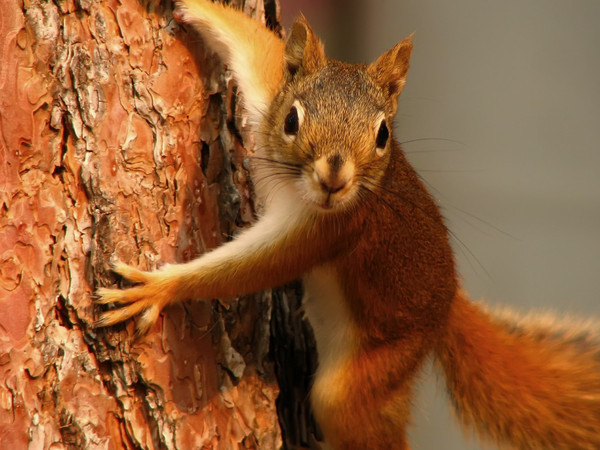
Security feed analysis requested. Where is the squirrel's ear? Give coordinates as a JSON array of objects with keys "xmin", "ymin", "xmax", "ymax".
[
  {"xmin": 368, "ymin": 34, "xmax": 414, "ymax": 111},
  {"xmin": 284, "ymin": 15, "xmax": 326, "ymax": 80}
]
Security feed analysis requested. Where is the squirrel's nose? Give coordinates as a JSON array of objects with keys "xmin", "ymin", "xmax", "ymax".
[
  {"xmin": 313, "ymin": 155, "xmax": 354, "ymax": 194},
  {"xmin": 319, "ymin": 177, "xmax": 347, "ymax": 194}
]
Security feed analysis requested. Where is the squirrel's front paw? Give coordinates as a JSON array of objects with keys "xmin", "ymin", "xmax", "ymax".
[{"xmin": 95, "ymin": 262, "xmax": 171, "ymax": 335}]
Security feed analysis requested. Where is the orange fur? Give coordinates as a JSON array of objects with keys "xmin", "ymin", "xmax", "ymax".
[
  {"xmin": 437, "ymin": 292, "xmax": 600, "ymax": 449},
  {"xmin": 173, "ymin": 0, "xmax": 284, "ymax": 124},
  {"xmin": 96, "ymin": 1, "xmax": 600, "ymax": 448}
]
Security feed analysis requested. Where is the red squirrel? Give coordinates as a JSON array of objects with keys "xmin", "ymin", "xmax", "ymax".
[{"xmin": 96, "ymin": 1, "xmax": 600, "ymax": 448}]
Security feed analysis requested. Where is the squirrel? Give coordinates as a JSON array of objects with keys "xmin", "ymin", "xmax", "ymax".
[{"xmin": 96, "ymin": 1, "xmax": 600, "ymax": 448}]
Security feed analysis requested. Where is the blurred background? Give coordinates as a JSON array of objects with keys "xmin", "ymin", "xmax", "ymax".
[{"xmin": 282, "ymin": 1, "xmax": 600, "ymax": 448}]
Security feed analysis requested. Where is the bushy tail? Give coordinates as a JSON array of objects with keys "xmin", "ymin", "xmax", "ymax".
[{"xmin": 435, "ymin": 291, "xmax": 600, "ymax": 449}]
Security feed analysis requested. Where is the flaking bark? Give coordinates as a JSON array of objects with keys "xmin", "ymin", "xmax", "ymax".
[{"xmin": 0, "ymin": 0, "xmax": 318, "ymax": 448}]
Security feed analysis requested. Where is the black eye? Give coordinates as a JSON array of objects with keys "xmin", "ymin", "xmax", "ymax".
[
  {"xmin": 376, "ymin": 120, "xmax": 389, "ymax": 149},
  {"xmin": 284, "ymin": 106, "xmax": 299, "ymax": 135}
]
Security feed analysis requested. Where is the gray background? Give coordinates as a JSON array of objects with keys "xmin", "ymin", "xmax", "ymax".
[{"xmin": 282, "ymin": 1, "xmax": 600, "ymax": 448}]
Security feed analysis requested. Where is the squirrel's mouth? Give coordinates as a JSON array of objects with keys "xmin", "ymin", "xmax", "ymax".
[
  {"xmin": 317, "ymin": 197, "xmax": 334, "ymax": 211},
  {"xmin": 305, "ymin": 188, "xmax": 356, "ymax": 213}
]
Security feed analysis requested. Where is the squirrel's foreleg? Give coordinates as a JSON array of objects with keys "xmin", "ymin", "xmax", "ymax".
[
  {"xmin": 174, "ymin": 0, "xmax": 284, "ymax": 126},
  {"xmin": 95, "ymin": 201, "xmax": 347, "ymax": 334}
]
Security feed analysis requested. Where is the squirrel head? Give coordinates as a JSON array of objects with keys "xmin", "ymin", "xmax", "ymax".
[{"xmin": 256, "ymin": 15, "xmax": 413, "ymax": 212}]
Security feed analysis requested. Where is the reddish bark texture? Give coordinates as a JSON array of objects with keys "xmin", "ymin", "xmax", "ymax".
[{"xmin": 0, "ymin": 0, "xmax": 283, "ymax": 447}]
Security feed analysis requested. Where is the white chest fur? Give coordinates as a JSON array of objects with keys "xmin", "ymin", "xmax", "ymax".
[{"xmin": 303, "ymin": 265, "xmax": 356, "ymax": 404}]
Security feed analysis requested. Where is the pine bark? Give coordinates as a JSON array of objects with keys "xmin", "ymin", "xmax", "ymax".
[{"xmin": 0, "ymin": 0, "xmax": 320, "ymax": 448}]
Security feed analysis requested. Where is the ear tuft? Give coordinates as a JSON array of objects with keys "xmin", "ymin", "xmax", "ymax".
[
  {"xmin": 368, "ymin": 34, "xmax": 414, "ymax": 111},
  {"xmin": 284, "ymin": 15, "xmax": 326, "ymax": 80}
]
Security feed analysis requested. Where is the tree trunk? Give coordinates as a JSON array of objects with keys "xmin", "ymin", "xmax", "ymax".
[{"xmin": 0, "ymin": 0, "xmax": 318, "ymax": 448}]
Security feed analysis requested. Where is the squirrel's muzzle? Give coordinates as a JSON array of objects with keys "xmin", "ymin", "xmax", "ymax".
[{"xmin": 313, "ymin": 155, "xmax": 355, "ymax": 195}]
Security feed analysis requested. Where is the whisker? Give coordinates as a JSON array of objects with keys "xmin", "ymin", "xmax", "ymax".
[
  {"xmin": 415, "ymin": 168, "xmax": 488, "ymax": 173},
  {"xmin": 250, "ymin": 155, "xmax": 303, "ymax": 170},
  {"xmin": 360, "ymin": 175, "xmax": 491, "ymax": 278},
  {"xmin": 416, "ymin": 176, "xmax": 518, "ymax": 241},
  {"xmin": 359, "ymin": 177, "xmax": 437, "ymax": 227},
  {"xmin": 399, "ymin": 137, "xmax": 465, "ymax": 147},
  {"xmin": 446, "ymin": 226, "xmax": 492, "ymax": 280},
  {"xmin": 359, "ymin": 183, "xmax": 410, "ymax": 228},
  {"xmin": 250, "ymin": 130, "xmax": 313, "ymax": 160}
]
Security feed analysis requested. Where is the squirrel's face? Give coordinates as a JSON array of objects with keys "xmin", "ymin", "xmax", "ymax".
[
  {"xmin": 254, "ymin": 17, "xmax": 413, "ymax": 213},
  {"xmin": 258, "ymin": 63, "xmax": 393, "ymax": 212}
]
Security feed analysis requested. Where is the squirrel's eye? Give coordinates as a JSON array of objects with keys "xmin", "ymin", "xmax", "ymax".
[
  {"xmin": 376, "ymin": 120, "xmax": 389, "ymax": 149},
  {"xmin": 284, "ymin": 106, "xmax": 299, "ymax": 135}
]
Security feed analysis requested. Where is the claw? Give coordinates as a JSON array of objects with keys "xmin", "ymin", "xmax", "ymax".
[
  {"xmin": 95, "ymin": 287, "xmax": 125, "ymax": 305},
  {"xmin": 95, "ymin": 299, "xmax": 151, "ymax": 329},
  {"xmin": 94, "ymin": 261, "xmax": 168, "ymax": 333},
  {"xmin": 95, "ymin": 285, "xmax": 147, "ymax": 305},
  {"xmin": 94, "ymin": 309, "xmax": 123, "ymax": 328}
]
